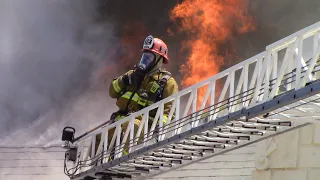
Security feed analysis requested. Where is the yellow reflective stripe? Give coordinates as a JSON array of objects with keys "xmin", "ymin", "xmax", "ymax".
[
  {"xmin": 122, "ymin": 91, "xmax": 132, "ymax": 99},
  {"xmin": 122, "ymin": 92, "xmax": 136, "ymax": 100},
  {"xmin": 112, "ymin": 79, "xmax": 121, "ymax": 93},
  {"xmin": 132, "ymin": 94, "xmax": 140, "ymax": 102},
  {"xmin": 115, "ymin": 115, "xmax": 126, "ymax": 122},
  {"xmin": 121, "ymin": 92, "xmax": 146, "ymax": 106},
  {"xmin": 122, "ymin": 92, "xmax": 140, "ymax": 101},
  {"xmin": 122, "ymin": 91, "xmax": 140, "ymax": 102},
  {"xmin": 121, "ymin": 91, "xmax": 153, "ymax": 106},
  {"xmin": 123, "ymin": 150, "xmax": 129, "ymax": 155},
  {"xmin": 138, "ymin": 98, "xmax": 147, "ymax": 106},
  {"xmin": 162, "ymin": 115, "xmax": 168, "ymax": 124}
]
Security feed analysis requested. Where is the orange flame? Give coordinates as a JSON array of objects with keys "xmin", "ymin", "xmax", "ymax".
[{"xmin": 170, "ymin": 0, "xmax": 255, "ymax": 108}]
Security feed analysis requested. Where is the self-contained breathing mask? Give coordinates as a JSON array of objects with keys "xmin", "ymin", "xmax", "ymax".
[
  {"xmin": 132, "ymin": 51, "xmax": 162, "ymax": 88},
  {"xmin": 138, "ymin": 52, "xmax": 162, "ymax": 73}
]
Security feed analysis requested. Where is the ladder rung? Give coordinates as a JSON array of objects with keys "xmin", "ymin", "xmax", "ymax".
[
  {"xmin": 189, "ymin": 135, "xmax": 230, "ymax": 145},
  {"xmin": 111, "ymin": 166, "xmax": 150, "ymax": 174},
  {"xmin": 156, "ymin": 147, "xmax": 203, "ymax": 156},
  {"xmin": 128, "ymin": 159, "xmax": 173, "ymax": 167},
  {"xmin": 198, "ymin": 134, "xmax": 239, "ymax": 144},
  {"xmin": 215, "ymin": 126, "xmax": 264, "ymax": 135},
  {"xmin": 192, "ymin": 135, "xmax": 238, "ymax": 146},
  {"xmin": 148, "ymin": 152, "xmax": 194, "ymax": 160},
  {"xmin": 120, "ymin": 162, "xmax": 160, "ymax": 169},
  {"xmin": 179, "ymin": 139, "xmax": 226, "ymax": 149},
  {"xmin": 227, "ymin": 121, "xmax": 278, "ymax": 131},
  {"xmin": 245, "ymin": 118, "xmax": 292, "ymax": 126},
  {"xmin": 167, "ymin": 144, "xmax": 215, "ymax": 152},
  {"xmin": 205, "ymin": 130, "xmax": 251, "ymax": 140},
  {"xmin": 136, "ymin": 156, "xmax": 183, "ymax": 164}
]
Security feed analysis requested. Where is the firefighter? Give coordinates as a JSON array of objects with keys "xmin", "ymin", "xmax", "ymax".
[{"xmin": 93, "ymin": 35, "xmax": 179, "ymax": 158}]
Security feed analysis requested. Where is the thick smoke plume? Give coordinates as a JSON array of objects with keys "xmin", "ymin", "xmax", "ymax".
[{"xmin": 0, "ymin": 0, "xmax": 118, "ymax": 145}]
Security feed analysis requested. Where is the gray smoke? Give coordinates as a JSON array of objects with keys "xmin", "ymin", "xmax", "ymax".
[{"xmin": 0, "ymin": 0, "xmax": 117, "ymax": 145}]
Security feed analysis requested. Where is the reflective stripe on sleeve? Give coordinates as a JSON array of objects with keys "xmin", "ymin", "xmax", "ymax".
[{"xmin": 112, "ymin": 79, "xmax": 121, "ymax": 93}]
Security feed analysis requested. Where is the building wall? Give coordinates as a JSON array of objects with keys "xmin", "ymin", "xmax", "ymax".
[
  {"xmin": 252, "ymin": 124, "xmax": 320, "ymax": 180},
  {"xmin": 0, "ymin": 146, "xmax": 68, "ymax": 180}
]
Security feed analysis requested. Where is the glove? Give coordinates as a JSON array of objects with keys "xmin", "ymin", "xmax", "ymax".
[
  {"xmin": 121, "ymin": 74, "xmax": 131, "ymax": 86},
  {"xmin": 121, "ymin": 67, "xmax": 145, "ymax": 89}
]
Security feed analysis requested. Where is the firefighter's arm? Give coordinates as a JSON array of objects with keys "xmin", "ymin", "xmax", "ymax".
[
  {"xmin": 109, "ymin": 70, "xmax": 134, "ymax": 98},
  {"xmin": 161, "ymin": 77, "xmax": 179, "ymax": 124}
]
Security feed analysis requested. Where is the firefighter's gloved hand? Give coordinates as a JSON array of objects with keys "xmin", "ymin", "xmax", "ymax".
[
  {"xmin": 121, "ymin": 74, "xmax": 131, "ymax": 86},
  {"xmin": 121, "ymin": 68, "xmax": 145, "ymax": 88},
  {"xmin": 131, "ymin": 67, "xmax": 145, "ymax": 88}
]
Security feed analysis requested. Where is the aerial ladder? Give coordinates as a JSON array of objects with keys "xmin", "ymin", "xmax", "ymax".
[{"xmin": 61, "ymin": 21, "xmax": 320, "ymax": 180}]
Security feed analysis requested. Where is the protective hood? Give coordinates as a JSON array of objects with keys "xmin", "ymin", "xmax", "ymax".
[{"xmin": 146, "ymin": 57, "xmax": 163, "ymax": 76}]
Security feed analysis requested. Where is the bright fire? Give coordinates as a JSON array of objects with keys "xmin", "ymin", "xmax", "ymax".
[{"xmin": 170, "ymin": 0, "xmax": 255, "ymax": 107}]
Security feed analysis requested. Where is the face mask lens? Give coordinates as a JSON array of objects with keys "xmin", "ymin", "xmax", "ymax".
[{"xmin": 139, "ymin": 52, "xmax": 155, "ymax": 70}]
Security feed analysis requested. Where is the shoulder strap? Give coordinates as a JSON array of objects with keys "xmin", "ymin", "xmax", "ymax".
[
  {"xmin": 156, "ymin": 71, "xmax": 172, "ymax": 101},
  {"xmin": 158, "ymin": 71, "xmax": 172, "ymax": 85}
]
